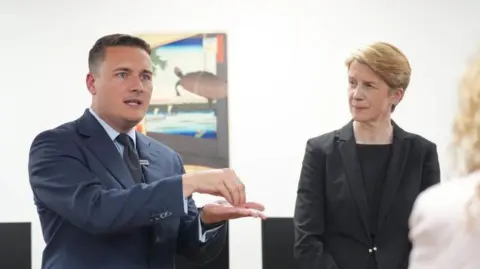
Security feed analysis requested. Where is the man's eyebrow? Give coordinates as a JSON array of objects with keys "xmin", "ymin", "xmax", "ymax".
[
  {"xmin": 111, "ymin": 67, "xmax": 152, "ymax": 75},
  {"xmin": 112, "ymin": 67, "xmax": 131, "ymax": 72},
  {"xmin": 142, "ymin": 69, "xmax": 153, "ymax": 75}
]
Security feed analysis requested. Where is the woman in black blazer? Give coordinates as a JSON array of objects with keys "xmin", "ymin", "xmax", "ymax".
[{"xmin": 293, "ymin": 42, "xmax": 441, "ymax": 269}]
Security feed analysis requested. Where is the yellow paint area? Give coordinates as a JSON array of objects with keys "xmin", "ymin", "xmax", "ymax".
[{"xmin": 184, "ymin": 164, "xmax": 213, "ymax": 173}]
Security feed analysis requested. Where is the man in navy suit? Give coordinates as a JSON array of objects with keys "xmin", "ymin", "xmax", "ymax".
[{"xmin": 28, "ymin": 34, "xmax": 265, "ymax": 269}]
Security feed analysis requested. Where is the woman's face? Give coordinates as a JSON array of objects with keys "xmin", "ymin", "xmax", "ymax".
[{"xmin": 347, "ymin": 60, "xmax": 403, "ymax": 123}]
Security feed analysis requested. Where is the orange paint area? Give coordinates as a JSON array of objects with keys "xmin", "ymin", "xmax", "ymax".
[{"xmin": 135, "ymin": 119, "xmax": 147, "ymax": 135}]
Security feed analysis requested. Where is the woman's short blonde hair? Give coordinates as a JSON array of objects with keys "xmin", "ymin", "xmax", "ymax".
[
  {"xmin": 345, "ymin": 41, "xmax": 412, "ymax": 111},
  {"xmin": 451, "ymin": 50, "xmax": 480, "ymax": 230}
]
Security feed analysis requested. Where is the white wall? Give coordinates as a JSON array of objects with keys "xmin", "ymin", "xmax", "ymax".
[{"xmin": 1, "ymin": 0, "xmax": 479, "ymax": 268}]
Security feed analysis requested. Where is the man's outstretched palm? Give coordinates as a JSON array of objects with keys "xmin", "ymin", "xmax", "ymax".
[{"xmin": 200, "ymin": 201, "xmax": 267, "ymax": 224}]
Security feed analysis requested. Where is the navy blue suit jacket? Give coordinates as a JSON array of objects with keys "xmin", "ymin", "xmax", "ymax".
[{"xmin": 28, "ymin": 109, "xmax": 226, "ymax": 269}]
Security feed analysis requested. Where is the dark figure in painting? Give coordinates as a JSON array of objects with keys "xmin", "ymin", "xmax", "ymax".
[{"xmin": 174, "ymin": 67, "xmax": 228, "ymax": 112}]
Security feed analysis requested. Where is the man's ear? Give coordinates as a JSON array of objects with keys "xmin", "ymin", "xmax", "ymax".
[{"xmin": 86, "ymin": 73, "xmax": 97, "ymax": 95}]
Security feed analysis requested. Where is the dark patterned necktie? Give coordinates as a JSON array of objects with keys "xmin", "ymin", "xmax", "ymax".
[{"xmin": 116, "ymin": 133, "xmax": 142, "ymax": 184}]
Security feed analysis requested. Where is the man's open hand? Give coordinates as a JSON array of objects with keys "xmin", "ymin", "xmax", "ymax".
[{"xmin": 200, "ymin": 200, "xmax": 267, "ymax": 224}]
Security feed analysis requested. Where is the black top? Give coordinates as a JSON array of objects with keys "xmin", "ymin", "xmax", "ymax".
[{"xmin": 357, "ymin": 143, "xmax": 392, "ymax": 269}]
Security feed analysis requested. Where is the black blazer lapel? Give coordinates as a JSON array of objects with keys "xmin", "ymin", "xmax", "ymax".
[
  {"xmin": 76, "ymin": 109, "xmax": 135, "ymax": 189},
  {"xmin": 376, "ymin": 121, "xmax": 411, "ymax": 231},
  {"xmin": 337, "ymin": 121, "xmax": 371, "ymax": 238}
]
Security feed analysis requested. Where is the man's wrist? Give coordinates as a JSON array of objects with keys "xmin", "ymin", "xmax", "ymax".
[
  {"xmin": 181, "ymin": 174, "xmax": 196, "ymax": 197},
  {"xmin": 199, "ymin": 210, "xmax": 225, "ymax": 229}
]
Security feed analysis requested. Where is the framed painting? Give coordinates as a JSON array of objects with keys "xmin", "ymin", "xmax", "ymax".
[{"xmin": 135, "ymin": 32, "xmax": 229, "ymax": 173}]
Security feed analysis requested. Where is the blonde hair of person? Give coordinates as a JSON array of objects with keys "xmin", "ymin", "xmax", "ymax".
[
  {"xmin": 345, "ymin": 41, "xmax": 412, "ymax": 112},
  {"xmin": 451, "ymin": 50, "xmax": 480, "ymax": 231}
]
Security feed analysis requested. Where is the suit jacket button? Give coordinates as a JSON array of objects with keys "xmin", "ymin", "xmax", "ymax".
[
  {"xmin": 160, "ymin": 212, "xmax": 169, "ymax": 219},
  {"xmin": 150, "ymin": 213, "xmax": 161, "ymax": 222},
  {"xmin": 161, "ymin": 212, "xmax": 172, "ymax": 218}
]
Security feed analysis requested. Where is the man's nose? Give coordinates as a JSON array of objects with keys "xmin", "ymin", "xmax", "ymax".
[
  {"xmin": 131, "ymin": 88, "xmax": 143, "ymax": 93},
  {"xmin": 129, "ymin": 78, "xmax": 144, "ymax": 93}
]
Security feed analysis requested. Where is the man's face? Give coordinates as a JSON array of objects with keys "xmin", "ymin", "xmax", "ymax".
[
  {"xmin": 347, "ymin": 60, "xmax": 403, "ymax": 122},
  {"xmin": 86, "ymin": 46, "xmax": 153, "ymax": 131}
]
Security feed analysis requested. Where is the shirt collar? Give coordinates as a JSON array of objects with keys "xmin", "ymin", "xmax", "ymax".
[{"xmin": 88, "ymin": 107, "xmax": 136, "ymax": 147}]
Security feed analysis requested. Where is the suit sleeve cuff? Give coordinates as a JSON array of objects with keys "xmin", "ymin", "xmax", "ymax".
[
  {"xmin": 198, "ymin": 218, "xmax": 223, "ymax": 242},
  {"xmin": 183, "ymin": 196, "xmax": 188, "ymax": 214}
]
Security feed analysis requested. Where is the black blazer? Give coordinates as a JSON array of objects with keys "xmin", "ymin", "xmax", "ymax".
[{"xmin": 293, "ymin": 121, "xmax": 440, "ymax": 269}]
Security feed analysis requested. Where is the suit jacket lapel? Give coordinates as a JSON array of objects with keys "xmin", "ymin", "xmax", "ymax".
[
  {"xmin": 77, "ymin": 109, "xmax": 135, "ymax": 189},
  {"xmin": 136, "ymin": 134, "xmax": 160, "ymax": 184},
  {"xmin": 376, "ymin": 122, "xmax": 410, "ymax": 231},
  {"xmin": 337, "ymin": 121, "xmax": 371, "ymax": 238}
]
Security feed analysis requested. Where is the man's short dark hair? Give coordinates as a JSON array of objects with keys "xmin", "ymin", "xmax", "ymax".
[{"xmin": 88, "ymin": 34, "xmax": 151, "ymax": 72}]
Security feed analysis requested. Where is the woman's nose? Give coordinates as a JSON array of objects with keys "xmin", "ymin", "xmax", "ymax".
[{"xmin": 352, "ymin": 89, "xmax": 364, "ymax": 100}]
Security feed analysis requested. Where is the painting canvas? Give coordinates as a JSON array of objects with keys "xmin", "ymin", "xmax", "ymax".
[{"xmin": 135, "ymin": 32, "xmax": 229, "ymax": 174}]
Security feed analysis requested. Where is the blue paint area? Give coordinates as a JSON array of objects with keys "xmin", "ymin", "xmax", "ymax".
[
  {"xmin": 161, "ymin": 37, "xmax": 203, "ymax": 49},
  {"xmin": 161, "ymin": 130, "xmax": 217, "ymax": 139},
  {"xmin": 145, "ymin": 110, "xmax": 217, "ymax": 140}
]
